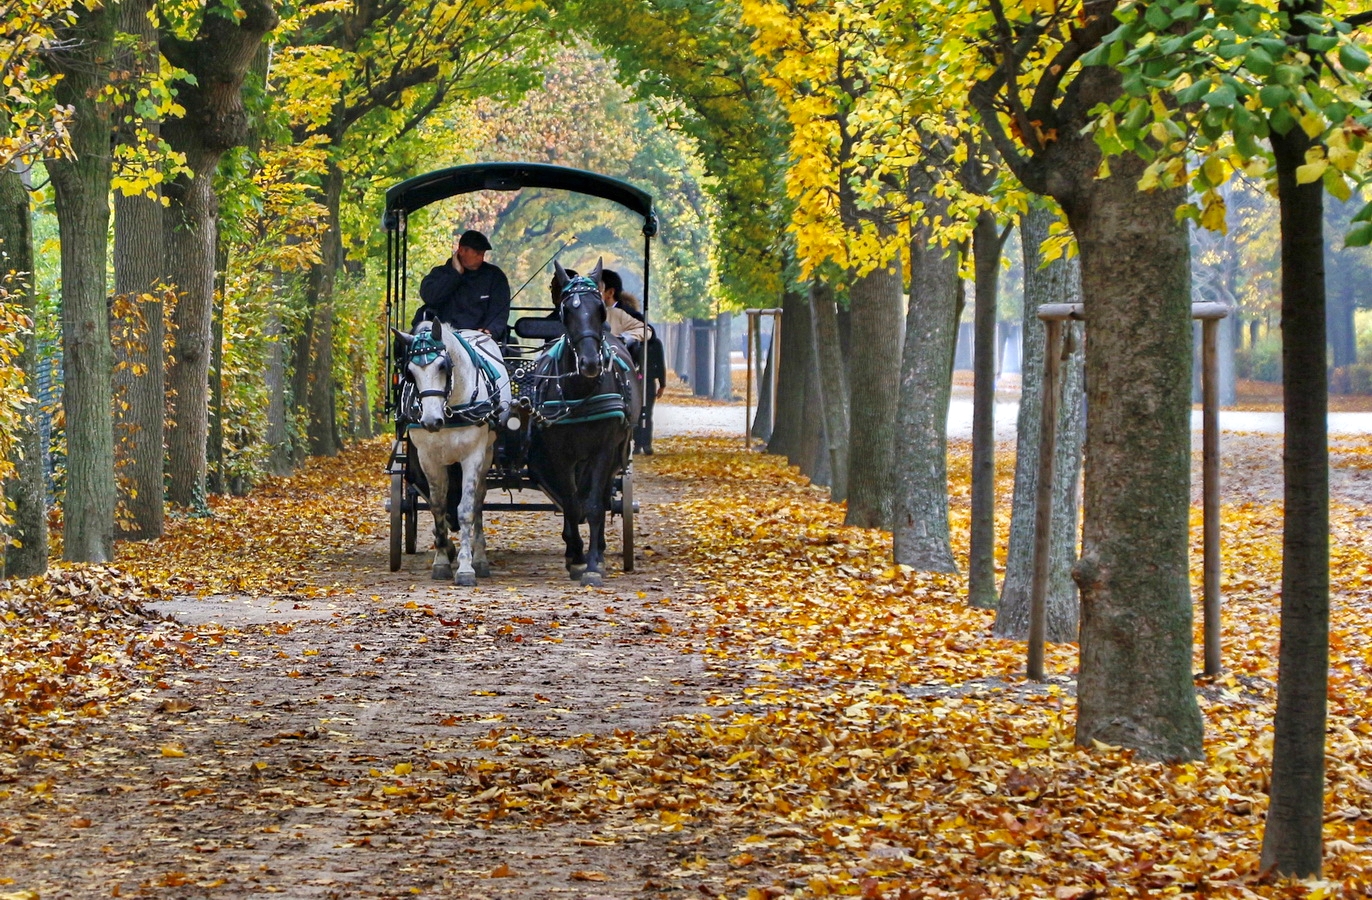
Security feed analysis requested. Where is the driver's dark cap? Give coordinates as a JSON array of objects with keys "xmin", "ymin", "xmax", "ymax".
[{"xmin": 457, "ymin": 229, "xmax": 491, "ymax": 252}]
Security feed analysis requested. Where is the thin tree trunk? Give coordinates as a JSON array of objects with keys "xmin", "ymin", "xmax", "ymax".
[
  {"xmin": 1259, "ymin": 117, "xmax": 1329, "ymax": 879},
  {"xmin": 768, "ymin": 287, "xmax": 808, "ymax": 459},
  {"xmin": 691, "ymin": 317, "xmax": 713, "ymax": 397},
  {"xmin": 46, "ymin": 3, "xmax": 116, "ymax": 562},
  {"xmin": 208, "ymin": 237, "xmax": 228, "ymax": 493},
  {"xmin": 893, "ymin": 190, "xmax": 960, "ymax": 571},
  {"xmin": 712, "ymin": 311, "xmax": 732, "ymax": 401},
  {"xmin": 844, "ymin": 255, "xmax": 903, "ymax": 528},
  {"xmin": 163, "ymin": 171, "xmax": 216, "ymax": 510},
  {"xmin": 800, "ymin": 347, "xmax": 829, "ymax": 488},
  {"xmin": 809, "ymin": 281, "xmax": 850, "ymax": 502},
  {"xmin": 997, "ymin": 206, "xmax": 1084, "ymax": 640},
  {"xmin": 111, "ymin": 0, "xmax": 164, "ymax": 540},
  {"xmin": 265, "ymin": 305, "xmax": 291, "ymax": 476},
  {"xmin": 1, "ymin": 157, "xmax": 48, "ymax": 577},
  {"xmin": 750, "ymin": 326, "xmax": 775, "ymax": 442},
  {"xmin": 305, "ymin": 163, "xmax": 344, "ymax": 457},
  {"xmin": 968, "ymin": 212, "xmax": 1009, "ymax": 608}
]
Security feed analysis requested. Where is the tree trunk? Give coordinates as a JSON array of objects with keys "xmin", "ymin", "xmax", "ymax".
[
  {"xmin": 750, "ymin": 324, "xmax": 775, "ymax": 442},
  {"xmin": 712, "ymin": 311, "xmax": 733, "ymax": 401},
  {"xmin": 111, "ymin": 0, "xmax": 165, "ymax": 540},
  {"xmin": 1327, "ymin": 280, "xmax": 1355, "ymax": 368},
  {"xmin": 1, "ymin": 158, "xmax": 48, "ymax": 577},
  {"xmin": 1053, "ymin": 68, "xmax": 1202, "ymax": 761},
  {"xmin": 265, "ymin": 306, "xmax": 292, "ymax": 476},
  {"xmin": 799, "ymin": 346, "xmax": 829, "ymax": 488},
  {"xmin": 997, "ymin": 205, "xmax": 1085, "ymax": 640},
  {"xmin": 46, "ymin": 2, "xmax": 116, "ymax": 562},
  {"xmin": 1259, "ymin": 119, "xmax": 1329, "ymax": 880},
  {"xmin": 691, "ymin": 317, "xmax": 713, "ymax": 397},
  {"xmin": 160, "ymin": 0, "xmax": 278, "ymax": 504},
  {"xmin": 163, "ymin": 171, "xmax": 217, "ymax": 510},
  {"xmin": 844, "ymin": 256, "xmax": 903, "ymax": 528},
  {"xmin": 809, "ymin": 281, "xmax": 850, "ymax": 502},
  {"xmin": 968, "ymin": 211, "xmax": 1008, "ymax": 608},
  {"xmin": 1219, "ymin": 308, "xmax": 1237, "ymax": 405},
  {"xmin": 768, "ymin": 287, "xmax": 808, "ymax": 460},
  {"xmin": 893, "ymin": 192, "xmax": 960, "ymax": 571},
  {"xmin": 304, "ymin": 163, "xmax": 344, "ymax": 457}
]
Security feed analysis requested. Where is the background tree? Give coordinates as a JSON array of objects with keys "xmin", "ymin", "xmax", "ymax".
[
  {"xmin": 43, "ymin": 0, "xmax": 117, "ymax": 562},
  {"xmin": 971, "ymin": 0, "xmax": 1205, "ymax": 760}
]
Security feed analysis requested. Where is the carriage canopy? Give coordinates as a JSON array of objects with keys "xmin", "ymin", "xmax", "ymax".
[{"xmin": 383, "ymin": 162, "xmax": 658, "ymax": 237}]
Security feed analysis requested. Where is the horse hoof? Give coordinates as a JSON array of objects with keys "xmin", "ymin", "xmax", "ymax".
[
  {"xmin": 432, "ymin": 565, "xmax": 452, "ymax": 581},
  {"xmin": 579, "ymin": 571, "xmax": 603, "ymax": 587},
  {"xmin": 456, "ymin": 571, "xmax": 477, "ymax": 587},
  {"xmin": 475, "ymin": 562, "xmax": 491, "ymax": 578},
  {"xmin": 567, "ymin": 564, "xmax": 587, "ymax": 581}
]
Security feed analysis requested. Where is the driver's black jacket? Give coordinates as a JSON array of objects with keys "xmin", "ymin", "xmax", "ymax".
[{"xmin": 412, "ymin": 260, "xmax": 511, "ymax": 341}]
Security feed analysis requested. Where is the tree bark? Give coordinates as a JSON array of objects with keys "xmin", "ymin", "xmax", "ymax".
[
  {"xmin": 769, "ymin": 287, "xmax": 808, "ymax": 460},
  {"xmin": 161, "ymin": 0, "xmax": 278, "ymax": 506},
  {"xmin": 893, "ymin": 190, "xmax": 960, "ymax": 571},
  {"xmin": 844, "ymin": 255, "xmax": 903, "ymax": 528},
  {"xmin": 968, "ymin": 211, "xmax": 1009, "ymax": 608},
  {"xmin": 46, "ymin": 3, "xmax": 116, "ymax": 562},
  {"xmin": 750, "ymin": 323, "xmax": 775, "ymax": 442},
  {"xmin": 809, "ymin": 281, "xmax": 850, "ymax": 502},
  {"xmin": 264, "ymin": 305, "xmax": 292, "ymax": 476},
  {"xmin": 304, "ymin": 163, "xmax": 344, "ymax": 456},
  {"xmin": 111, "ymin": 0, "xmax": 165, "ymax": 539},
  {"xmin": 712, "ymin": 311, "xmax": 733, "ymax": 401},
  {"xmin": 1054, "ymin": 70, "xmax": 1202, "ymax": 761},
  {"xmin": 997, "ymin": 205, "xmax": 1084, "ymax": 640},
  {"xmin": 1, "ymin": 158, "xmax": 48, "ymax": 577},
  {"xmin": 1259, "ymin": 119, "xmax": 1329, "ymax": 880},
  {"xmin": 691, "ymin": 317, "xmax": 713, "ymax": 397}
]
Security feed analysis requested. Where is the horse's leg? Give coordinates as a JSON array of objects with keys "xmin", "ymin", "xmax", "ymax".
[
  {"xmin": 453, "ymin": 450, "xmax": 480, "ymax": 587},
  {"xmin": 579, "ymin": 437, "xmax": 622, "ymax": 587},
  {"xmin": 473, "ymin": 433, "xmax": 494, "ymax": 578},
  {"xmin": 530, "ymin": 437, "xmax": 586, "ymax": 579},
  {"xmin": 426, "ymin": 454, "xmax": 455, "ymax": 581}
]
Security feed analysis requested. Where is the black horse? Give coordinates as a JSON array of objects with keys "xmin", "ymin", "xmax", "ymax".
[{"xmin": 527, "ymin": 260, "xmax": 643, "ymax": 586}]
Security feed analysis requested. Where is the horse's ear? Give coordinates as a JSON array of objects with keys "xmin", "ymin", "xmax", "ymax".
[
  {"xmin": 553, "ymin": 259, "xmax": 569, "ymax": 293},
  {"xmin": 589, "ymin": 258, "xmax": 604, "ymax": 288},
  {"xmin": 392, "ymin": 327, "xmax": 413, "ymax": 345},
  {"xmin": 431, "ymin": 321, "xmax": 443, "ymax": 341}
]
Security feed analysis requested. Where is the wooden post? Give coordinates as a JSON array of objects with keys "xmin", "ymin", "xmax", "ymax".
[
  {"xmin": 768, "ymin": 313, "xmax": 781, "ymax": 440},
  {"xmin": 745, "ymin": 312, "xmax": 755, "ymax": 451},
  {"xmin": 1028, "ymin": 317, "xmax": 1063, "ymax": 682},
  {"xmin": 1199, "ymin": 310, "xmax": 1224, "ymax": 674}
]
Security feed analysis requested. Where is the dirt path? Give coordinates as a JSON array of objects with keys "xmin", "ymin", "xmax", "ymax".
[{"xmin": 0, "ymin": 467, "xmax": 748, "ymax": 899}]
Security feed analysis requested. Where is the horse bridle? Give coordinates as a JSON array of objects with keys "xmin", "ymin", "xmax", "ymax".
[
  {"xmin": 558, "ymin": 276, "xmax": 612, "ymax": 374},
  {"xmin": 407, "ymin": 331, "xmax": 453, "ymax": 404}
]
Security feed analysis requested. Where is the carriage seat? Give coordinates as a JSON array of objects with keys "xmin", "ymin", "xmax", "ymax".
[{"xmin": 513, "ymin": 317, "xmax": 565, "ymax": 340}]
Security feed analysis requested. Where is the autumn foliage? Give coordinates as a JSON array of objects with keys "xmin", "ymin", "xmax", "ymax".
[{"xmin": 2, "ymin": 435, "xmax": 1371, "ymax": 895}]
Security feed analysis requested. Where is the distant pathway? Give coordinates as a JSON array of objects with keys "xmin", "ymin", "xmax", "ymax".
[{"xmin": 654, "ymin": 400, "xmax": 1372, "ymax": 439}]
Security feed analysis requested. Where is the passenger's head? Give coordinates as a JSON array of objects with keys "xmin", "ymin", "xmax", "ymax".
[{"xmin": 601, "ymin": 268, "xmax": 623, "ymax": 305}]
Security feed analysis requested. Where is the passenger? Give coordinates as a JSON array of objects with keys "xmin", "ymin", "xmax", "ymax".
[{"xmin": 412, "ymin": 229, "xmax": 511, "ymax": 342}]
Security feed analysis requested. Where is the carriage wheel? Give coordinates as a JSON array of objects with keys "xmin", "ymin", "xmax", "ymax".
[
  {"xmin": 389, "ymin": 472, "xmax": 404, "ymax": 572},
  {"xmin": 621, "ymin": 469, "xmax": 635, "ymax": 572},
  {"xmin": 404, "ymin": 483, "xmax": 418, "ymax": 555}
]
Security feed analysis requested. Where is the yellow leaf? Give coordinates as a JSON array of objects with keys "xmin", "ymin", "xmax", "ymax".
[
  {"xmin": 393, "ymin": 762, "xmax": 412, "ymax": 776},
  {"xmin": 160, "ymin": 744, "xmax": 185, "ymax": 758},
  {"xmin": 1295, "ymin": 160, "xmax": 1328, "ymax": 185}
]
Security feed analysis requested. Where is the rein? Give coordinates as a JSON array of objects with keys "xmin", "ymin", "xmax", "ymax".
[{"xmin": 404, "ymin": 329, "xmax": 504, "ymax": 428}]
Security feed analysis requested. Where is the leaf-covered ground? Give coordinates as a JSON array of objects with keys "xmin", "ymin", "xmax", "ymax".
[{"xmin": 1, "ymin": 431, "xmax": 1370, "ymax": 898}]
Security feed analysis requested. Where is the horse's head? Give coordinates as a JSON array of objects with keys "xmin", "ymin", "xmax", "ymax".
[
  {"xmin": 553, "ymin": 259, "xmax": 608, "ymax": 380},
  {"xmin": 395, "ymin": 321, "xmax": 455, "ymax": 432}
]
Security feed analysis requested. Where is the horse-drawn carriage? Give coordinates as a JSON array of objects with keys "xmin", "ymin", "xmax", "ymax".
[{"xmin": 381, "ymin": 163, "xmax": 658, "ymax": 586}]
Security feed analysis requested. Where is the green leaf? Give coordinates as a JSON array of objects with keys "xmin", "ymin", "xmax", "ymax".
[
  {"xmin": 1339, "ymin": 42, "xmax": 1371, "ymax": 72},
  {"xmin": 1306, "ymin": 34, "xmax": 1339, "ymax": 53},
  {"xmin": 1324, "ymin": 167, "xmax": 1352, "ymax": 203},
  {"xmin": 1176, "ymin": 81, "xmax": 1210, "ymax": 105},
  {"xmin": 1345, "ymin": 222, "xmax": 1372, "ymax": 248},
  {"xmin": 1204, "ymin": 84, "xmax": 1237, "ymax": 108},
  {"xmin": 1270, "ymin": 105, "xmax": 1296, "ymax": 135},
  {"xmin": 1172, "ymin": 2, "xmax": 1200, "ymax": 20},
  {"xmin": 1246, "ymin": 45, "xmax": 1274, "ymax": 75},
  {"xmin": 1145, "ymin": 4, "xmax": 1173, "ymax": 30},
  {"xmin": 1274, "ymin": 64, "xmax": 1305, "ymax": 87},
  {"xmin": 1258, "ymin": 84, "xmax": 1290, "ymax": 108},
  {"xmin": 1352, "ymin": 202, "xmax": 1372, "ymax": 224}
]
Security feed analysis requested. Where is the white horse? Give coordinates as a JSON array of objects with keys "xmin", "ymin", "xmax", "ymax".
[{"xmin": 394, "ymin": 321, "xmax": 512, "ymax": 586}]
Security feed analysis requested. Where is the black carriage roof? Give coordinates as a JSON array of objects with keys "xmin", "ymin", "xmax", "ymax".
[{"xmin": 383, "ymin": 162, "xmax": 657, "ymax": 235}]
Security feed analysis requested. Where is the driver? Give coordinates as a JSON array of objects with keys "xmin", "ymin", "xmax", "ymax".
[{"xmin": 412, "ymin": 229, "xmax": 511, "ymax": 342}]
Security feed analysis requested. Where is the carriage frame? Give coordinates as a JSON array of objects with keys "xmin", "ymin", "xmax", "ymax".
[{"xmin": 380, "ymin": 162, "xmax": 659, "ymax": 574}]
